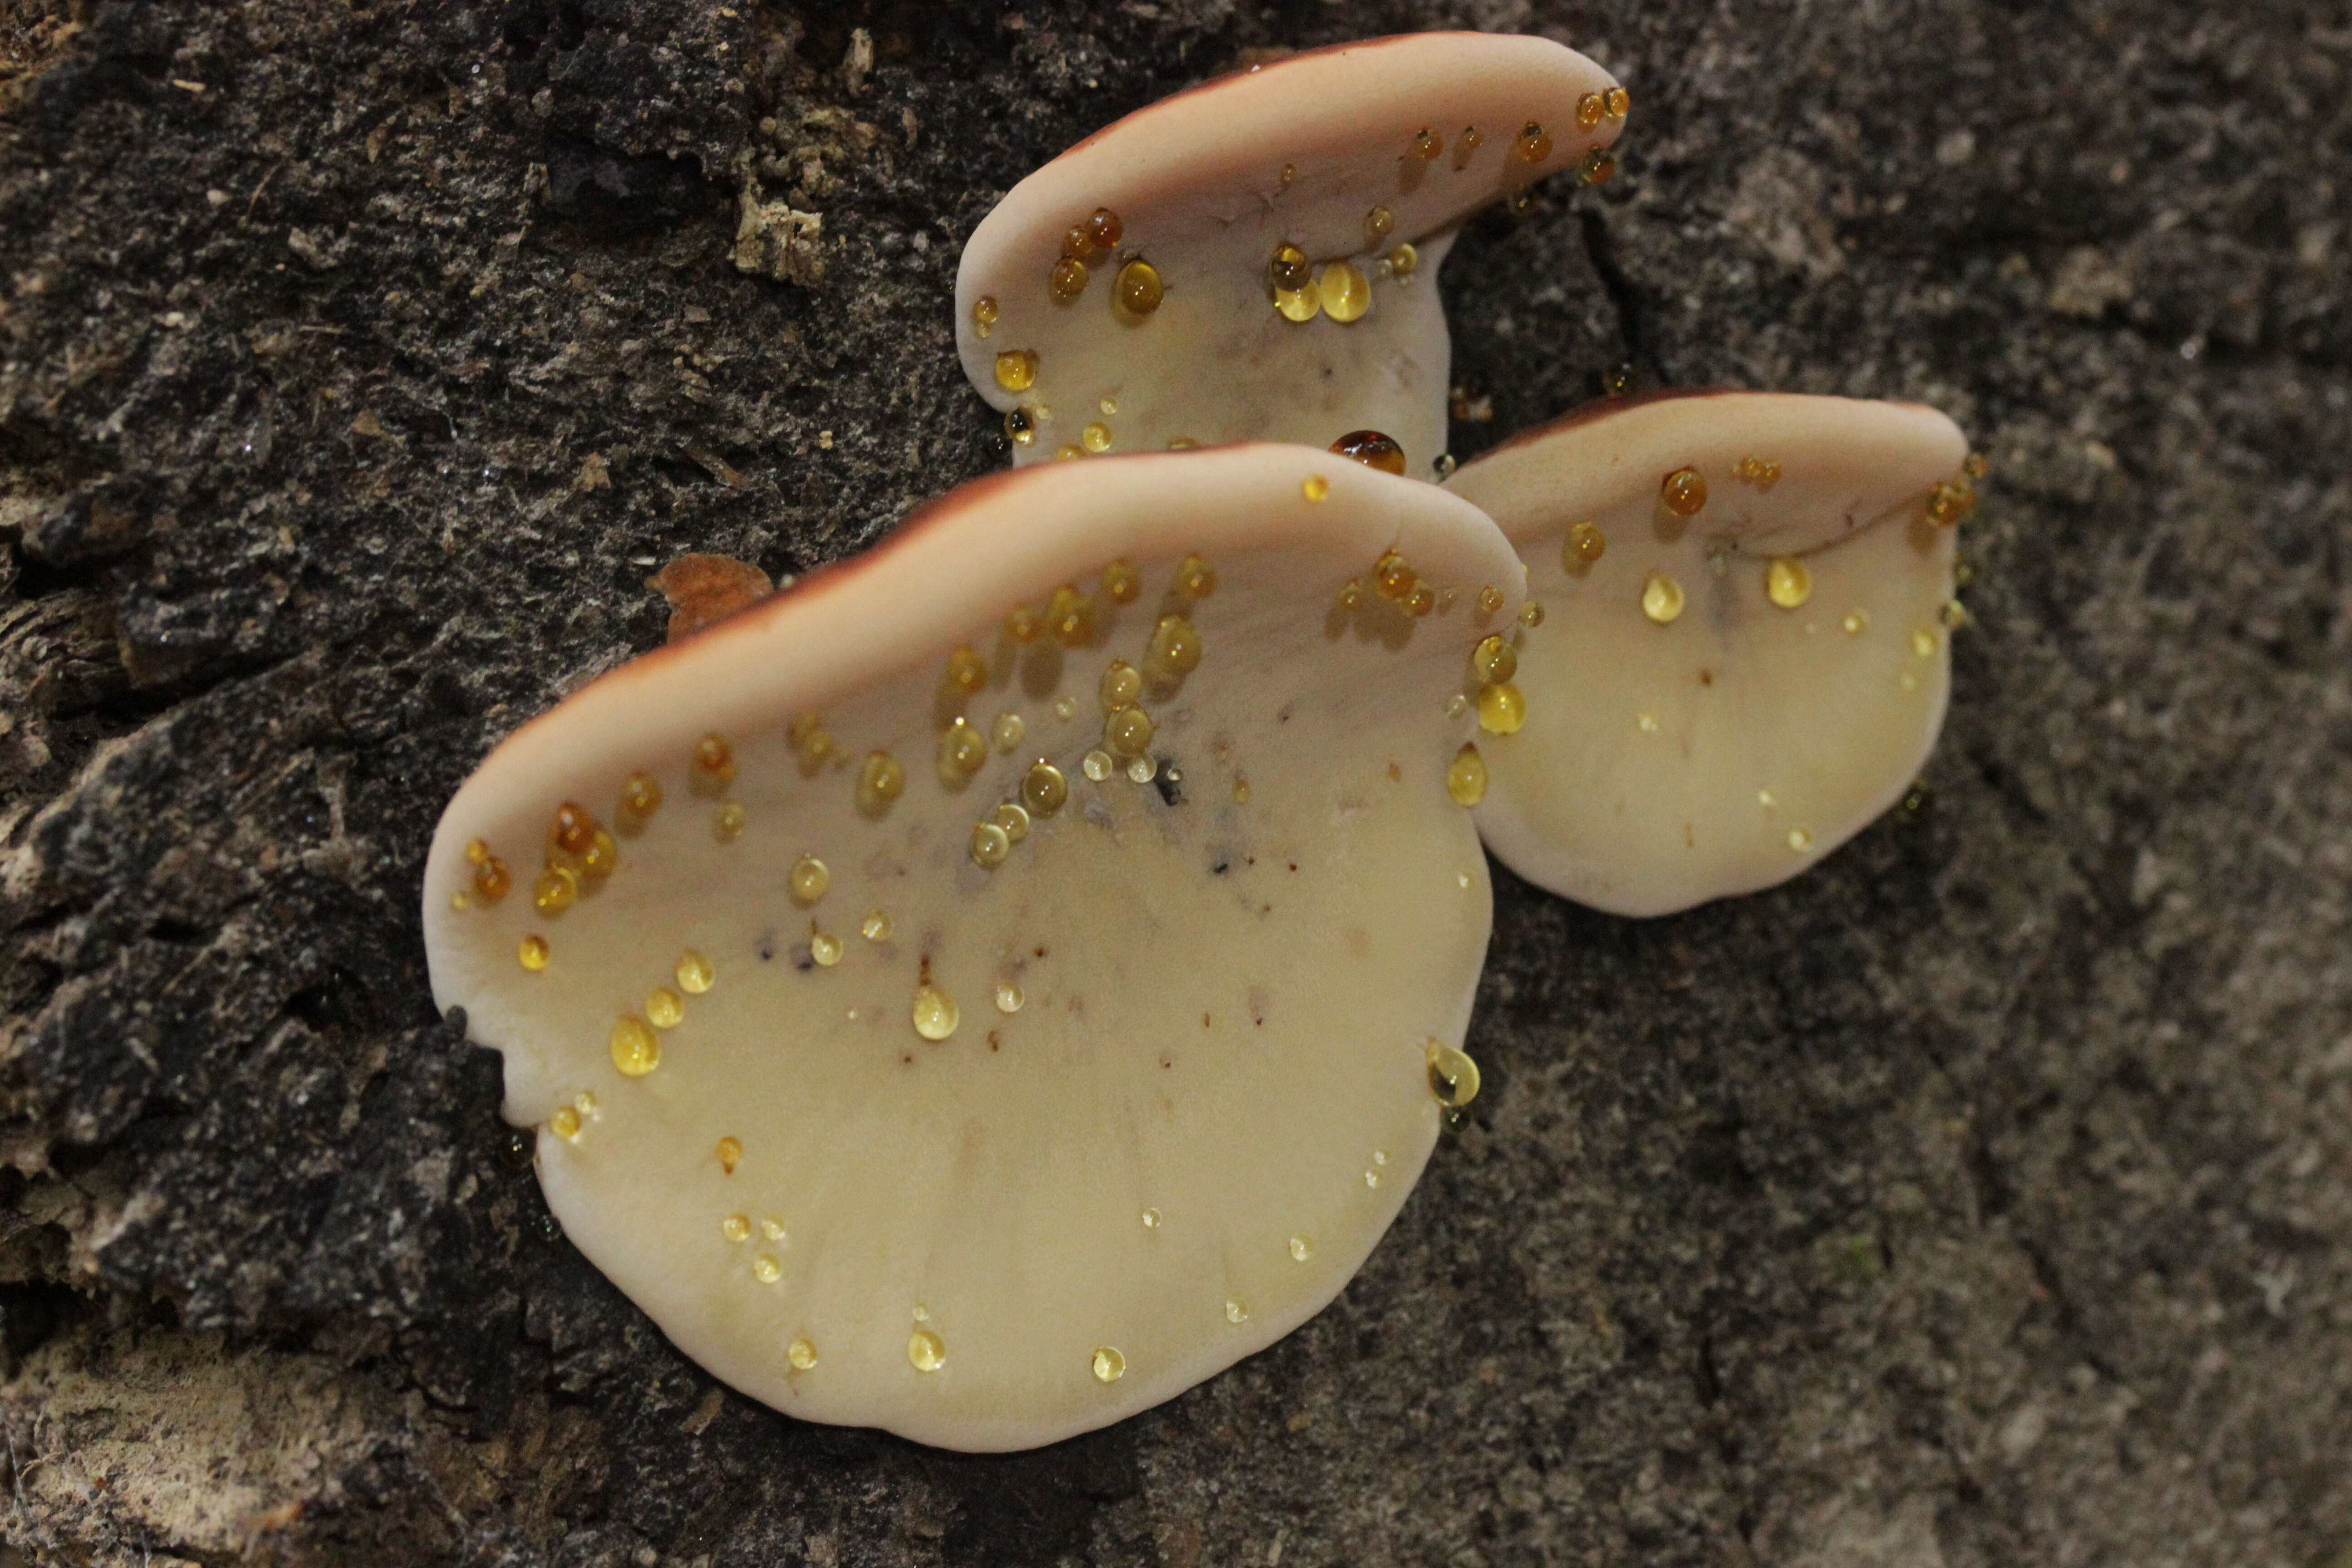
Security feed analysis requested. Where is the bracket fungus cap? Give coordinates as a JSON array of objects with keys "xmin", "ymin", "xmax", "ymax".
[
  {"xmin": 957, "ymin": 33, "xmax": 1626, "ymax": 476},
  {"xmin": 424, "ymin": 445, "xmax": 1526, "ymax": 1450},
  {"xmin": 1444, "ymin": 391, "xmax": 1972, "ymax": 916}
]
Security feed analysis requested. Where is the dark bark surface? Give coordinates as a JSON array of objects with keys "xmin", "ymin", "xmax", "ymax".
[{"xmin": 1, "ymin": 1, "xmax": 2347, "ymax": 1564}]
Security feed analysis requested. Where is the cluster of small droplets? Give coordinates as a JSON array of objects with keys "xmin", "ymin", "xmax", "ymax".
[
  {"xmin": 531, "ymin": 796, "xmax": 621, "ymax": 916},
  {"xmin": 1049, "ymin": 206, "xmax": 1124, "ymax": 304},
  {"xmin": 464, "ymin": 837, "xmax": 512, "ymax": 905},
  {"xmin": 971, "ymin": 294, "xmax": 998, "ymax": 338},
  {"xmin": 1926, "ymin": 476, "xmax": 1979, "ymax": 527},
  {"xmin": 1734, "ymin": 455, "xmax": 1784, "ymax": 489}
]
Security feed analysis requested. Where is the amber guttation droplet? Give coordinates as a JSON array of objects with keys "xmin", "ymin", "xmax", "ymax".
[
  {"xmin": 645, "ymin": 986, "xmax": 684, "ymax": 1029},
  {"xmin": 1577, "ymin": 148, "xmax": 1618, "ymax": 186},
  {"xmin": 912, "ymin": 984, "xmax": 959, "ymax": 1042},
  {"xmin": 533, "ymin": 866, "xmax": 578, "ymax": 915},
  {"xmin": 994, "ymin": 350, "xmax": 1039, "ymax": 392},
  {"xmin": 1375, "ymin": 551, "xmax": 1416, "ymax": 601},
  {"xmin": 1926, "ymin": 479, "xmax": 1977, "ymax": 527},
  {"xmin": 789, "ymin": 1337, "xmax": 818, "ymax": 1371},
  {"xmin": 1387, "ymin": 242, "xmax": 1419, "ymax": 282},
  {"xmin": 1606, "ymin": 86, "xmax": 1631, "ymax": 119},
  {"xmin": 1101, "ymin": 660, "xmax": 1143, "ymax": 712},
  {"xmin": 789, "ymin": 856, "xmax": 831, "ymax": 905},
  {"xmin": 945, "ymin": 647, "xmax": 987, "ymax": 696},
  {"xmin": 693, "ymin": 734, "xmax": 735, "ymax": 790},
  {"xmin": 1175, "ymin": 553, "xmax": 1216, "ymax": 601},
  {"xmin": 1767, "ymin": 557, "xmax": 1813, "ymax": 609},
  {"xmin": 610, "ymin": 1015, "xmax": 660, "ymax": 1077},
  {"xmin": 1661, "ymin": 466, "xmax": 1708, "ymax": 517},
  {"xmin": 619, "ymin": 771, "xmax": 662, "ymax": 825},
  {"xmin": 1004, "ymin": 407, "xmax": 1036, "ymax": 446},
  {"xmin": 1477, "ymin": 586, "xmax": 1505, "ymax": 615},
  {"xmin": 1288, "ymin": 1235, "xmax": 1313, "ymax": 1263},
  {"xmin": 550, "ymin": 1106, "xmax": 580, "ymax": 1141},
  {"xmin": 1316, "ymin": 260, "xmax": 1371, "ymax": 323},
  {"xmin": 1049, "ymin": 256, "xmax": 1089, "ymax": 302},
  {"xmin": 1092, "ymin": 1347, "xmax": 1126, "ymax": 1383},
  {"xmin": 1147, "ymin": 614, "xmax": 1202, "ymax": 679},
  {"xmin": 475, "ymin": 855, "xmax": 513, "ymax": 902},
  {"xmin": 1330, "ymin": 429, "xmax": 1406, "ymax": 475},
  {"xmin": 1104, "ymin": 705, "xmax": 1154, "ymax": 759},
  {"xmin": 1576, "ymin": 92, "xmax": 1605, "ymax": 129},
  {"xmin": 971, "ymin": 295, "xmax": 998, "ymax": 334},
  {"xmin": 907, "ymin": 1328, "xmax": 946, "ymax": 1372},
  {"xmin": 1642, "ymin": 572, "xmax": 1686, "ymax": 624},
  {"xmin": 1005, "ymin": 604, "xmax": 1042, "ymax": 644},
  {"xmin": 1301, "ymin": 473, "xmax": 1329, "ymax": 502},
  {"xmin": 1426, "ymin": 1038, "xmax": 1481, "ymax": 1107},
  {"xmin": 1413, "ymin": 126, "xmax": 1442, "ymax": 160},
  {"xmin": 1081, "ymin": 421, "xmax": 1112, "ymax": 454},
  {"xmin": 1048, "ymin": 585, "xmax": 1096, "ymax": 647},
  {"xmin": 553, "ymin": 801, "xmax": 597, "ymax": 856},
  {"xmin": 1023, "ymin": 761, "xmax": 1068, "ymax": 817},
  {"xmin": 676, "ymin": 950, "xmax": 714, "ymax": 993},
  {"xmin": 1116, "ymin": 259, "xmax": 1163, "ymax": 315},
  {"xmin": 858, "ymin": 751, "xmax": 906, "ymax": 814},
  {"xmin": 518, "ymin": 934, "xmax": 550, "ymax": 971},
  {"xmin": 1086, "ymin": 207, "xmax": 1122, "ymax": 251},
  {"xmin": 1515, "ymin": 121, "xmax": 1553, "ymax": 162},
  {"xmin": 1447, "ymin": 743, "xmax": 1488, "ymax": 807},
  {"xmin": 970, "ymin": 821, "xmax": 1011, "ymax": 869},
  {"xmin": 1455, "ymin": 124, "xmax": 1485, "ymax": 167},
  {"xmin": 1364, "ymin": 205, "xmax": 1395, "ymax": 245},
  {"xmin": 1268, "ymin": 241, "xmax": 1312, "ymax": 295},
  {"xmin": 1405, "ymin": 585, "xmax": 1436, "ymax": 617},
  {"xmin": 1477, "ymin": 682, "xmax": 1525, "ymax": 735},
  {"xmin": 1471, "ymin": 634, "xmax": 1517, "ymax": 686},
  {"xmin": 940, "ymin": 718, "xmax": 989, "ymax": 779},
  {"xmin": 717, "ymin": 1136, "xmax": 742, "ymax": 1173},
  {"xmin": 1563, "ymin": 520, "xmax": 1606, "ymax": 571},
  {"xmin": 1519, "ymin": 600, "xmax": 1546, "ymax": 628}
]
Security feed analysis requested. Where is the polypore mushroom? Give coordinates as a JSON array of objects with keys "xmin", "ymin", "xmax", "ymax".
[
  {"xmin": 423, "ymin": 445, "xmax": 1524, "ymax": 1450},
  {"xmin": 1441, "ymin": 391, "xmax": 1978, "ymax": 916},
  {"xmin": 956, "ymin": 33, "xmax": 1628, "ymax": 475}
]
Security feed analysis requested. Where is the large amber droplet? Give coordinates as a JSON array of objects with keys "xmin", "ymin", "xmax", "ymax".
[
  {"xmin": 1661, "ymin": 466, "xmax": 1708, "ymax": 517},
  {"xmin": 1316, "ymin": 261, "xmax": 1371, "ymax": 323},
  {"xmin": 994, "ymin": 350, "xmax": 1039, "ymax": 392},
  {"xmin": 1330, "ymin": 430, "xmax": 1406, "ymax": 475},
  {"xmin": 1116, "ymin": 259, "xmax": 1163, "ymax": 314}
]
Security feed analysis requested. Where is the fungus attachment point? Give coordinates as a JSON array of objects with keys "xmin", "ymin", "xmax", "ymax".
[
  {"xmin": 1445, "ymin": 392, "xmax": 1970, "ymax": 915},
  {"xmin": 422, "ymin": 446, "xmax": 1524, "ymax": 1453},
  {"xmin": 956, "ymin": 34, "xmax": 1627, "ymax": 476}
]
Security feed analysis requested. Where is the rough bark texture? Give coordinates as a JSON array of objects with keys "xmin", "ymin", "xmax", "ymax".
[{"xmin": 1, "ymin": 1, "xmax": 2347, "ymax": 1564}]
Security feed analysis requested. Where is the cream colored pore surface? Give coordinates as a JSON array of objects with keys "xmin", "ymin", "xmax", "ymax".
[
  {"xmin": 955, "ymin": 33, "xmax": 1622, "ymax": 476},
  {"xmin": 422, "ymin": 447, "xmax": 1525, "ymax": 1451},
  {"xmin": 1445, "ymin": 394, "xmax": 1969, "ymax": 917}
]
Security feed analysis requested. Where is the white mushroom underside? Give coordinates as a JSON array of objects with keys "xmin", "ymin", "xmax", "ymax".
[
  {"xmin": 422, "ymin": 450, "xmax": 1525, "ymax": 1450},
  {"xmin": 956, "ymin": 34, "xmax": 1622, "ymax": 475},
  {"xmin": 1446, "ymin": 395, "xmax": 1967, "ymax": 916}
]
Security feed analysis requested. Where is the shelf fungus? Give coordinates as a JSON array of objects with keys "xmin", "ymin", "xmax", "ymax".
[
  {"xmin": 1443, "ymin": 391, "xmax": 1973, "ymax": 916},
  {"xmin": 956, "ymin": 32, "xmax": 1626, "ymax": 477},
  {"xmin": 423, "ymin": 445, "xmax": 1524, "ymax": 1450}
]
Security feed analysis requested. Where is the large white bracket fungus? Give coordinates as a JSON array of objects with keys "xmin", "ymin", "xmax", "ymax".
[
  {"xmin": 955, "ymin": 33, "xmax": 1627, "ymax": 477},
  {"xmin": 424, "ymin": 446, "xmax": 1525, "ymax": 1451},
  {"xmin": 1443, "ymin": 391, "xmax": 1978, "ymax": 916}
]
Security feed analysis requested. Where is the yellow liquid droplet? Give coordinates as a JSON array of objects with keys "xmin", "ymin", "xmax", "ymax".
[
  {"xmin": 1912, "ymin": 627, "xmax": 1939, "ymax": 658},
  {"xmin": 1789, "ymin": 827, "xmax": 1815, "ymax": 852},
  {"xmin": 995, "ymin": 982, "xmax": 1024, "ymax": 1014},
  {"xmin": 1288, "ymin": 1235, "xmax": 1313, "ymax": 1263},
  {"xmin": 992, "ymin": 711, "xmax": 1025, "ymax": 752},
  {"xmin": 1642, "ymin": 572, "xmax": 1686, "ymax": 624},
  {"xmin": 912, "ymin": 984, "xmax": 960, "ymax": 1041},
  {"xmin": 1426, "ymin": 1039, "xmax": 1481, "ymax": 1107},
  {"xmin": 1225, "ymin": 1298, "xmax": 1250, "ymax": 1324},
  {"xmin": 1315, "ymin": 260, "xmax": 1371, "ymax": 323},
  {"xmin": 1563, "ymin": 520, "xmax": 1607, "ymax": 570},
  {"xmin": 1274, "ymin": 285, "xmax": 1320, "ymax": 323},
  {"xmin": 676, "ymin": 950, "xmax": 714, "ymax": 994},
  {"xmin": 1083, "ymin": 750, "xmax": 1114, "ymax": 782},
  {"xmin": 1843, "ymin": 609, "xmax": 1871, "ymax": 635},
  {"xmin": 518, "ymin": 935, "xmax": 550, "ymax": 971},
  {"xmin": 722, "ymin": 1213, "xmax": 750, "ymax": 1242},
  {"xmin": 1115, "ymin": 259, "xmax": 1162, "ymax": 314},
  {"xmin": 1476, "ymin": 682, "xmax": 1525, "ymax": 735},
  {"xmin": 761, "ymin": 1217, "xmax": 785, "ymax": 1241},
  {"xmin": 789, "ymin": 856, "xmax": 830, "ymax": 904},
  {"xmin": 610, "ymin": 1015, "xmax": 660, "ymax": 1077},
  {"xmin": 1103, "ymin": 704, "xmax": 1154, "ymax": 760},
  {"xmin": 533, "ymin": 866, "xmax": 578, "ymax": 915},
  {"xmin": 788, "ymin": 1337, "xmax": 818, "ymax": 1371},
  {"xmin": 1023, "ymin": 761, "xmax": 1068, "ymax": 816},
  {"xmin": 1471, "ymin": 634, "xmax": 1517, "ymax": 685},
  {"xmin": 1519, "ymin": 601, "xmax": 1545, "ymax": 628},
  {"xmin": 1767, "ymin": 557, "xmax": 1813, "ymax": 609},
  {"xmin": 549, "ymin": 1106, "xmax": 580, "ymax": 1141},
  {"xmin": 970, "ymin": 822, "xmax": 1011, "ymax": 868},
  {"xmin": 1141, "ymin": 1207, "xmax": 1161, "ymax": 1229},
  {"xmin": 1091, "ymin": 1347, "xmax": 1127, "ymax": 1383},
  {"xmin": 1100, "ymin": 659, "xmax": 1143, "ymax": 710},
  {"xmin": 811, "ymin": 931, "xmax": 842, "ymax": 966},
  {"xmin": 1447, "ymin": 743, "xmax": 1489, "ymax": 807},
  {"xmin": 645, "ymin": 987, "xmax": 684, "ymax": 1029},
  {"xmin": 1661, "ymin": 466, "xmax": 1708, "ymax": 516},
  {"xmin": 1081, "ymin": 420, "xmax": 1112, "ymax": 453},
  {"xmin": 717, "ymin": 1136, "xmax": 742, "ymax": 1173},
  {"xmin": 995, "ymin": 802, "xmax": 1030, "ymax": 843},
  {"xmin": 713, "ymin": 802, "xmax": 745, "ymax": 841},
  {"xmin": 862, "ymin": 910, "xmax": 892, "ymax": 942},
  {"xmin": 907, "ymin": 1328, "xmax": 947, "ymax": 1372},
  {"xmin": 750, "ymin": 1254, "xmax": 781, "ymax": 1284},
  {"xmin": 994, "ymin": 349, "xmax": 1038, "ymax": 392}
]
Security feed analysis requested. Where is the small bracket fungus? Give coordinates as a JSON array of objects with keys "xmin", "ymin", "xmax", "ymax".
[
  {"xmin": 423, "ymin": 446, "xmax": 1525, "ymax": 1450},
  {"xmin": 1443, "ymin": 391, "xmax": 1973, "ymax": 916},
  {"xmin": 956, "ymin": 33, "xmax": 1626, "ymax": 476}
]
